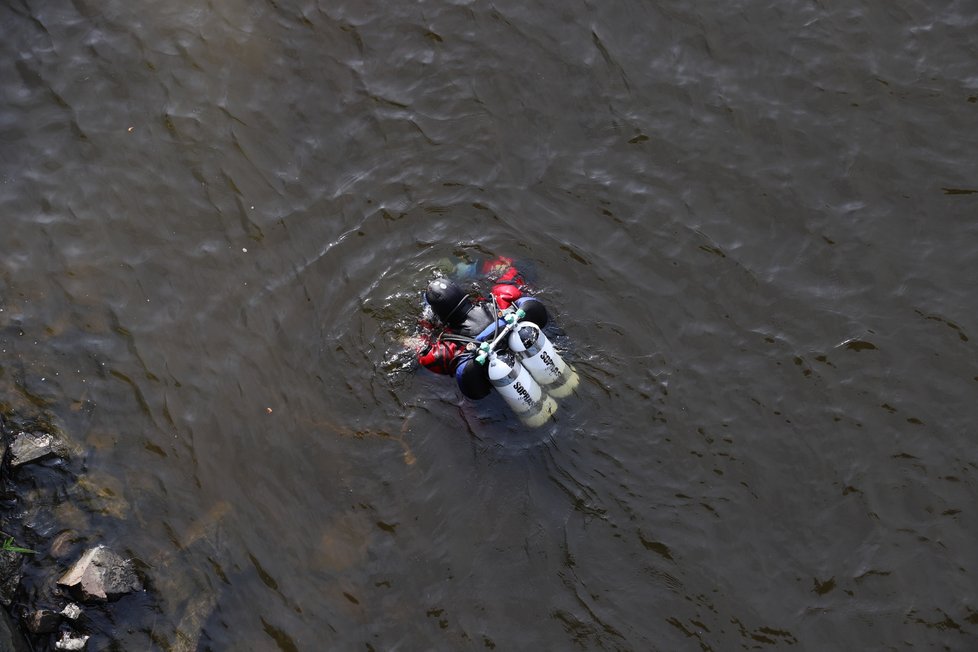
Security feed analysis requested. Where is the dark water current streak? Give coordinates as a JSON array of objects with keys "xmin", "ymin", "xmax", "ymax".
[{"xmin": 2, "ymin": 0, "xmax": 977, "ymax": 649}]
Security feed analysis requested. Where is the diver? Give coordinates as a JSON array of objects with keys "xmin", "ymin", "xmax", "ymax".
[{"xmin": 412, "ymin": 256, "xmax": 578, "ymax": 426}]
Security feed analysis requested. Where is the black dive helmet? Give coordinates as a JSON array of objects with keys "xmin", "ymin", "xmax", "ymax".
[{"xmin": 425, "ymin": 279, "xmax": 472, "ymax": 327}]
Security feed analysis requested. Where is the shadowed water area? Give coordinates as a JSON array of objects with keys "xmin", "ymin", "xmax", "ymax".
[{"xmin": 2, "ymin": 0, "xmax": 977, "ymax": 649}]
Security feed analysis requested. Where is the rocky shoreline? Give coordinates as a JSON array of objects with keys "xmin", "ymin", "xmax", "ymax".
[{"xmin": 0, "ymin": 413, "xmax": 144, "ymax": 651}]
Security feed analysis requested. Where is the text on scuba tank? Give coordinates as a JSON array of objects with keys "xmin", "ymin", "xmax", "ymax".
[
  {"xmin": 513, "ymin": 382, "xmax": 533, "ymax": 407},
  {"xmin": 540, "ymin": 351, "xmax": 560, "ymax": 377}
]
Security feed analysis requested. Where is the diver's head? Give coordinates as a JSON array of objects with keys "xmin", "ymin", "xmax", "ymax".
[{"xmin": 425, "ymin": 279, "xmax": 472, "ymax": 327}]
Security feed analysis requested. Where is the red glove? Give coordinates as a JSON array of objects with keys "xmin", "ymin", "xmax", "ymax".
[
  {"xmin": 491, "ymin": 283, "xmax": 522, "ymax": 310},
  {"xmin": 417, "ymin": 340, "xmax": 461, "ymax": 375}
]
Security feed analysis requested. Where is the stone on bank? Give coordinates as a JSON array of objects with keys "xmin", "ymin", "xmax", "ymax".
[
  {"xmin": 57, "ymin": 545, "xmax": 142, "ymax": 602},
  {"xmin": 54, "ymin": 631, "xmax": 90, "ymax": 650},
  {"xmin": 9, "ymin": 431, "xmax": 66, "ymax": 467}
]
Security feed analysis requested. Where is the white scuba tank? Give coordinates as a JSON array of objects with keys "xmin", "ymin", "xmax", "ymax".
[
  {"xmin": 507, "ymin": 322, "xmax": 580, "ymax": 398},
  {"xmin": 487, "ymin": 351, "xmax": 557, "ymax": 427}
]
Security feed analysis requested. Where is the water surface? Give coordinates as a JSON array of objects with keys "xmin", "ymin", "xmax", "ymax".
[{"xmin": 1, "ymin": 0, "xmax": 977, "ymax": 649}]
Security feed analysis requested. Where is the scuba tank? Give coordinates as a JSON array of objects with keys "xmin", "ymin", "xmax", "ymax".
[
  {"xmin": 487, "ymin": 351, "xmax": 556, "ymax": 427},
  {"xmin": 507, "ymin": 322, "xmax": 580, "ymax": 398}
]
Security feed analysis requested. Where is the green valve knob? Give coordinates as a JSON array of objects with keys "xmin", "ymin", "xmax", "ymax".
[{"xmin": 476, "ymin": 342, "xmax": 491, "ymax": 365}]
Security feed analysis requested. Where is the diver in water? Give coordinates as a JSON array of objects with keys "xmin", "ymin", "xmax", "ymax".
[
  {"xmin": 412, "ymin": 255, "xmax": 579, "ymax": 430},
  {"xmin": 414, "ymin": 256, "xmax": 550, "ymax": 399}
]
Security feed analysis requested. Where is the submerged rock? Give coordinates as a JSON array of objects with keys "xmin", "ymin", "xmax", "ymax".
[
  {"xmin": 25, "ymin": 608, "xmax": 61, "ymax": 634},
  {"xmin": 154, "ymin": 501, "xmax": 229, "ymax": 652},
  {"xmin": 57, "ymin": 545, "xmax": 142, "ymax": 602},
  {"xmin": 75, "ymin": 474, "xmax": 131, "ymax": 521}
]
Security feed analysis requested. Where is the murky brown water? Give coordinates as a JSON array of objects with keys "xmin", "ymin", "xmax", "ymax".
[{"xmin": 2, "ymin": 0, "xmax": 977, "ymax": 649}]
